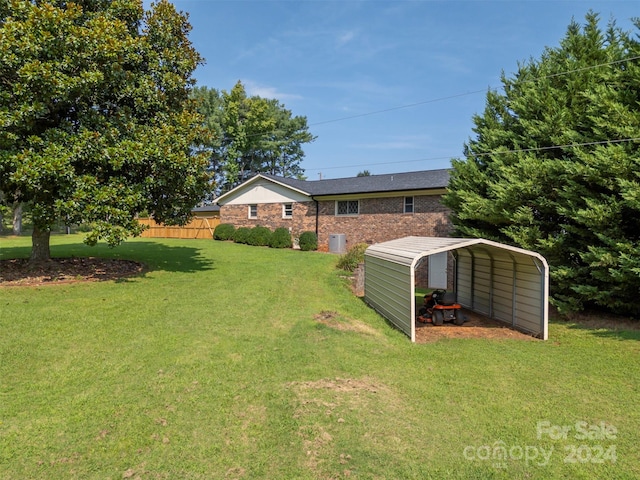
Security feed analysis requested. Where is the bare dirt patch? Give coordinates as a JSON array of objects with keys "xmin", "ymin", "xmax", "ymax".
[
  {"xmin": 289, "ymin": 377, "xmax": 388, "ymax": 396},
  {"xmin": 313, "ymin": 310, "xmax": 382, "ymax": 337},
  {"xmin": 287, "ymin": 377, "xmax": 394, "ymax": 477},
  {"xmin": 415, "ymin": 309, "xmax": 538, "ymax": 342},
  {"xmin": 0, "ymin": 257, "xmax": 144, "ymax": 287}
]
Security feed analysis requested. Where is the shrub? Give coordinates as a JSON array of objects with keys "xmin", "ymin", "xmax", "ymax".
[
  {"xmin": 270, "ymin": 227, "xmax": 292, "ymax": 248},
  {"xmin": 214, "ymin": 223, "xmax": 236, "ymax": 241},
  {"xmin": 298, "ymin": 231, "xmax": 317, "ymax": 251},
  {"xmin": 336, "ymin": 243, "xmax": 368, "ymax": 272},
  {"xmin": 232, "ymin": 227, "xmax": 251, "ymax": 244},
  {"xmin": 248, "ymin": 225, "xmax": 272, "ymax": 246}
]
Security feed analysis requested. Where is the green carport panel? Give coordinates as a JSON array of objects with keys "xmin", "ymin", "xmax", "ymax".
[
  {"xmin": 364, "ymin": 236, "xmax": 549, "ymax": 342},
  {"xmin": 364, "ymin": 255, "xmax": 413, "ymax": 338}
]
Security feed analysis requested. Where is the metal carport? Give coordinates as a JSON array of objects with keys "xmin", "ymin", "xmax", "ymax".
[{"xmin": 364, "ymin": 236, "xmax": 549, "ymax": 342}]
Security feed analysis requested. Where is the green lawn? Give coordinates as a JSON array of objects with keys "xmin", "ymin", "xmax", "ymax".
[{"xmin": 1, "ymin": 235, "xmax": 639, "ymax": 479}]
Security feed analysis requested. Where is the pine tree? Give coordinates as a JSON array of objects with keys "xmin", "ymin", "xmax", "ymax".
[{"xmin": 443, "ymin": 12, "xmax": 640, "ymax": 314}]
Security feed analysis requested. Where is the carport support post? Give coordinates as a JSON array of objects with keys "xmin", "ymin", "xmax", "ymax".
[
  {"xmin": 532, "ymin": 257, "xmax": 549, "ymax": 340},
  {"xmin": 511, "ymin": 254, "xmax": 517, "ymax": 329},
  {"xmin": 410, "ymin": 267, "xmax": 416, "ymax": 342}
]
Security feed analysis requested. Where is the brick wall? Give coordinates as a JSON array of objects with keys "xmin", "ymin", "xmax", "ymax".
[
  {"xmin": 220, "ymin": 201, "xmax": 317, "ymax": 236},
  {"xmin": 220, "ymin": 194, "xmax": 452, "ymax": 249},
  {"xmin": 316, "ymin": 195, "xmax": 452, "ymax": 249}
]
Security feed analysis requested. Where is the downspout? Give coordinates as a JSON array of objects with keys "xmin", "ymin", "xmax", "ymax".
[{"xmin": 313, "ymin": 197, "xmax": 319, "ymax": 237}]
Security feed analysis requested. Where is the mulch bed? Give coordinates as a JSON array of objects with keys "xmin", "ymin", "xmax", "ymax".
[
  {"xmin": 0, "ymin": 258, "xmax": 144, "ymax": 287},
  {"xmin": 414, "ymin": 309, "xmax": 539, "ymax": 342}
]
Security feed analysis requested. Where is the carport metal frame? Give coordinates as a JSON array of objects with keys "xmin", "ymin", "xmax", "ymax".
[{"xmin": 364, "ymin": 236, "xmax": 549, "ymax": 342}]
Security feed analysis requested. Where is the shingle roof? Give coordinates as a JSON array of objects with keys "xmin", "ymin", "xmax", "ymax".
[
  {"xmin": 192, "ymin": 204, "xmax": 220, "ymax": 213},
  {"xmin": 262, "ymin": 168, "xmax": 450, "ymax": 196}
]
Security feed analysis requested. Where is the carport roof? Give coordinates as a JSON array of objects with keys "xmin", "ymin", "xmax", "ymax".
[
  {"xmin": 364, "ymin": 236, "xmax": 549, "ymax": 341},
  {"xmin": 365, "ymin": 236, "xmax": 548, "ymax": 268}
]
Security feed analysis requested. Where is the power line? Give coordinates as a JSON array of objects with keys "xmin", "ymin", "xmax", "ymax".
[
  {"xmin": 308, "ymin": 55, "xmax": 640, "ymax": 128},
  {"xmin": 309, "ymin": 90, "xmax": 487, "ymax": 127},
  {"xmin": 306, "ymin": 155, "xmax": 453, "ymax": 172},
  {"xmin": 303, "ymin": 137, "xmax": 640, "ymax": 172},
  {"xmin": 224, "ymin": 54, "xmax": 640, "ymax": 141},
  {"xmin": 473, "ymin": 137, "xmax": 640, "ymax": 156},
  {"xmin": 208, "ymin": 54, "xmax": 640, "ymax": 174},
  {"xmin": 532, "ymin": 54, "xmax": 640, "ymax": 81}
]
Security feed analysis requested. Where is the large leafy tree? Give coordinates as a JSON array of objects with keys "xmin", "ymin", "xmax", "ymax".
[
  {"xmin": 443, "ymin": 12, "xmax": 640, "ymax": 315},
  {"xmin": 192, "ymin": 81, "xmax": 314, "ymax": 195},
  {"xmin": 0, "ymin": 0, "xmax": 209, "ymax": 261}
]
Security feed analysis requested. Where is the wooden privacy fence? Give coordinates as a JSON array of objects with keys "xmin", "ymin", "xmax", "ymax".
[{"xmin": 138, "ymin": 217, "xmax": 220, "ymax": 239}]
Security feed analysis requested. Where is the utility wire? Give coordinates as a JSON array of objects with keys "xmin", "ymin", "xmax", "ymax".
[
  {"xmin": 309, "ymin": 90, "xmax": 487, "ymax": 126},
  {"xmin": 304, "ymin": 137, "xmax": 640, "ymax": 172},
  {"xmin": 228, "ymin": 54, "xmax": 640, "ymax": 140},
  {"xmin": 210, "ymin": 54, "xmax": 640, "ymax": 173},
  {"xmin": 301, "ymin": 55, "xmax": 640, "ymax": 173},
  {"xmin": 308, "ymin": 54, "xmax": 640, "ymax": 127}
]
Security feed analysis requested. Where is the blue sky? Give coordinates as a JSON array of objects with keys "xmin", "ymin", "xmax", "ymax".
[{"xmin": 162, "ymin": 0, "xmax": 639, "ymax": 179}]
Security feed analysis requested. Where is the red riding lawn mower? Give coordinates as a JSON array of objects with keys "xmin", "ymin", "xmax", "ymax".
[{"xmin": 418, "ymin": 289, "xmax": 465, "ymax": 326}]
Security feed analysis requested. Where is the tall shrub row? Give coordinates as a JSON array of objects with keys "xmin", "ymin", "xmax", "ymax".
[{"xmin": 213, "ymin": 224, "xmax": 315, "ymax": 250}]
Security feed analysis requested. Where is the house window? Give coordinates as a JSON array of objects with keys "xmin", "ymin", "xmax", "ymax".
[
  {"xmin": 336, "ymin": 200, "xmax": 359, "ymax": 216},
  {"xmin": 248, "ymin": 204, "xmax": 257, "ymax": 219},
  {"xmin": 283, "ymin": 203, "xmax": 293, "ymax": 219},
  {"xmin": 404, "ymin": 196, "xmax": 414, "ymax": 214}
]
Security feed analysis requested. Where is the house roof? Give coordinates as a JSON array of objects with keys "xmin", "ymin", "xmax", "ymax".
[
  {"xmin": 365, "ymin": 236, "xmax": 548, "ymax": 268},
  {"xmin": 269, "ymin": 168, "xmax": 450, "ymax": 194},
  {"xmin": 263, "ymin": 169, "xmax": 450, "ymax": 196},
  {"xmin": 215, "ymin": 168, "xmax": 451, "ymax": 205},
  {"xmin": 192, "ymin": 204, "xmax": 220, "ymax": 213}
]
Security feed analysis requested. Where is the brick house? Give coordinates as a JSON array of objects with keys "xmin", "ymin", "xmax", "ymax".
[{"xmin": 215, "ymin": 168, "xmax": 453, "ymax": 251}]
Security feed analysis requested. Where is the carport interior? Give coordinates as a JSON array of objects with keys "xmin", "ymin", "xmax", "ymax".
[{"xmin": 364, "ymin": 237, "xmax": 549, "ymax": 342}]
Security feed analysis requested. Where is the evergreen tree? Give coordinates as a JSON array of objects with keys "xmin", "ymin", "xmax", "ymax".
[{"xmin": 443, "ymin": 12, "xmax": 640, "ymax": 314}]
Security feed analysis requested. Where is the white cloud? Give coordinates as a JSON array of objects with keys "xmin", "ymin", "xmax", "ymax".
[
  {"xmin": 336, "ymin": 30, "xmax": 357, "ymax": 47},
  {"xmin": 243, "ymin": 80, "xmax": 303, "ymax": 102}
]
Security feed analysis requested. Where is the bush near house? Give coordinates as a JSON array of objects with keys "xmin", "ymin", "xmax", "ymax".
[
  {"xmin": 248, "ymin": 226, "xmax": 272, "ymax": 247},
  {"xmin": 337, "ymin": 243, "xmax": 369, "ymax": 272},
  {"xmin": 270, "ymin": 227, "xmax": 293, "ymax": 249},
  {"xmin": 213, "ymin": 223, "xmax": 236, "ymax": 241},
  {"xmin": 216, "ymin": 225, "xmax": 313, "ymax": 251},
  {"xmin": 232, "ymin": 227, "xmax": 252, "ymax": 244},
  {"xmin": 298, "ymin": 231, "xmax": 318, "ymax": 251}
]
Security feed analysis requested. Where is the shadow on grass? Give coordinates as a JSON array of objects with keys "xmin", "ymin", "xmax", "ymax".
[
  {"xmin": 549, "ymin": 317, "xmax": 640, "ymax": 342},
  {"xmin": 0, "ymin": 239, "xmax": 215, "ymax": 275},
  {"xmin": 102, "ymin": 241, "xmax": 215, "ymax": 274},
  {"xmin": 563, "ymin": 322, "xmax": 640, "ymax": 342}
]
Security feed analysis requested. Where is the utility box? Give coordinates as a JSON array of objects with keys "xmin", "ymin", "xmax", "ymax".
[
  {"xmin": 329, "ymin": 234, "xmax": 347, "ymax": 253},
  {"xmin": 428, "ymin": 252, "xmax": 448, "ymax": 289}
]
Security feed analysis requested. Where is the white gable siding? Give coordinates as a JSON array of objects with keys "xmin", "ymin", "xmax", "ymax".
[{"xmin": 221, "ymin": 179, "xmax": 310, "ymax": 205}]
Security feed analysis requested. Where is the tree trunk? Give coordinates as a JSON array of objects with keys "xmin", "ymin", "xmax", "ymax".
[
  {"xmin": 12, "ymin": 201, "xmax": 22, "ymax": 235},
  {"xmin": 30, "ymin": 226, "xmax": 51, "ymax": 263}
]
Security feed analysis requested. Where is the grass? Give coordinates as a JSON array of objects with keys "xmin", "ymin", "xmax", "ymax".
[{"xmin": 1, "ymin": 234, "xmax": 639, "ymax": 479}]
